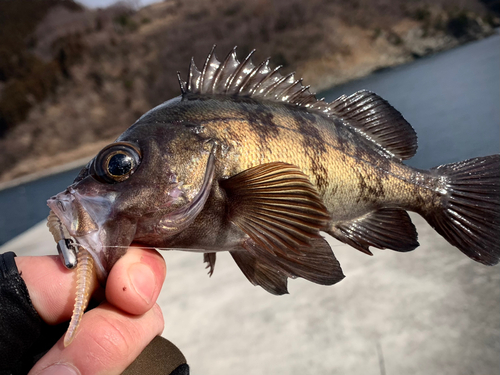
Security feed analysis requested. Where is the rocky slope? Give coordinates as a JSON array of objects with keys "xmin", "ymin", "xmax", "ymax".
[{"xmin": 0, "ymin": 0, "xmax": 497, "ymax": 183}]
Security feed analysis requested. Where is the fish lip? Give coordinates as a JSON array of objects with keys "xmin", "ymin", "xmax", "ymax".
[{"xmin": 47, "ymin": 189, "xmax": 111, "ymax": 282}]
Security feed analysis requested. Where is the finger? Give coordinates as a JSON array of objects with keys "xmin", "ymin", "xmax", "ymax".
[
  {"xmin": 106, "ymin": 247, "xmax": 166, "ymax": 315},
  {"xmin": 15, "ymin": 256, "xmax": 81, "ymax": 324},
  {"xmin": 16, "ymin": 247, "xmax": 166, "ymax": 324},
  {"xmin": 29, "ymin": 302, "xmax": 164, "ymax": 375}
]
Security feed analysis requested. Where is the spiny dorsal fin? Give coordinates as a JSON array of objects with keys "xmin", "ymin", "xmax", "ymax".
[
  {"xmin": 179, "ymin": 45, "xmax": 318, "ymax": 107},
  {"xmin": 178, "ymin": 46, "xmax": 418, "ymax": 160}
]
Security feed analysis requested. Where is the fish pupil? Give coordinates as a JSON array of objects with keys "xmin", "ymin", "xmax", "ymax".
[{"xmin": 108, "ymin": 153, "xmax": 133, "ymax": 176}]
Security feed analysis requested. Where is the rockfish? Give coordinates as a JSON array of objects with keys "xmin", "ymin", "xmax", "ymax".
[{"xmin": 47, "ymin": 46, "xmax": 499, "ymax": 344}]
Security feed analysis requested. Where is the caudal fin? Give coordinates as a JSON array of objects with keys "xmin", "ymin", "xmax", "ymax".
[{"xmin": 425, "ymin": 155, "xmax": 500, "ymax": 265}]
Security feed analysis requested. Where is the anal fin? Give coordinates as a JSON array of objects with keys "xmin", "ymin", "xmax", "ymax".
[{"xmin": 328, "ymin": 208, "xmax": 419, "ymax": 255}]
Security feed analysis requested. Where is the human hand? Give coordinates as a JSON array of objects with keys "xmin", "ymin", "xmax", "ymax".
[{"xmin": 15, "ymin": 247, "xmax": 167, "ymax": 375}]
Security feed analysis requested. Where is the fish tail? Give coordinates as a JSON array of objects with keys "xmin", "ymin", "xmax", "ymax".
[{"xmin": 424, "ymin": 155, "xmax": 500, "ymax": 265}]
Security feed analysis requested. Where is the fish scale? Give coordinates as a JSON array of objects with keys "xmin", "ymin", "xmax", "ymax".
[{"xmin": 181, "ymin": 97, "xmax": 420, "ymax": 223}]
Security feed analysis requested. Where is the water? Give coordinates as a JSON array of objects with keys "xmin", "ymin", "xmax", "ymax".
[
  {"xmin": 322, "ymin": 33, "xmax": 500, "ymax": 169},
  {"xmin": 0, "ymin": 167, "xmax": 83, "ymax": 245},
  {"xmin": 0, "ymin": 34, "xmax": 499, "ymax": 245}
]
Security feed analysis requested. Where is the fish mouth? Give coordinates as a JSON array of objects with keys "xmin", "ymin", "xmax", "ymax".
[{"xmin": 47, "ymin": 187, "xmax": 113, "ymax": 282}]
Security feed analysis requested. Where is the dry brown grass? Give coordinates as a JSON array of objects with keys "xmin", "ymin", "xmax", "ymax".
[{"xmin": 0, "ymin": 0, "xmax": 496, "ymax": 183}]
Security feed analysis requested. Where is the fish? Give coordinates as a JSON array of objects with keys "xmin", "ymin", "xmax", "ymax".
[{"xmin": 47, "ymin": 46, "xmax": 500, "ymax": 343}]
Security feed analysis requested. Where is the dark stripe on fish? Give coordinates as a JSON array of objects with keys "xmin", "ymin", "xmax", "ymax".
[
  {"xmin": 291, "ymin": 109, "xmax": 329, "ymax": 192},
  {"xmin": 240, "ymin": 103, "xmax": 280, "ymax": 156},
  {"xmin": 355, "ymin": 169, "xmax": 386, "ymax": 204}
]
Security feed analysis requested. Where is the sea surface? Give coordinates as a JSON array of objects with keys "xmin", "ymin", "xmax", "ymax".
[
  {"xmin": 0, "ymin": 33, "xmax": 499, "ymax": 246},
  {"xmin": 322, "ymin": 32, "xmax": 499, "ymax": 169}
]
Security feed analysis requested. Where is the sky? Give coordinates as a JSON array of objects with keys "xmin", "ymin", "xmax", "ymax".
[{"xmin": 76, "ymin": 0, "xmax": 161, "ymax": 9}]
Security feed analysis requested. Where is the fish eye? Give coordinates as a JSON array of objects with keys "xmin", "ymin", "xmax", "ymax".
[
  {"xmin": 91, "ymin": 142, "xmax": 141, "ymax": 183},
  {"xmin": 107, "ymin": 152, "xmax": 133, "ymax": 177}
]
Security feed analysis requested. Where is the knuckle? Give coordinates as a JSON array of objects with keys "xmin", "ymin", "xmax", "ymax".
[
  {"xmin": 152, "ymin": 304, "xmax": 165, "ymax": 333},
  {"xmin": 84, "ymin": 315, "xmax": 134, "ymax": 366}
]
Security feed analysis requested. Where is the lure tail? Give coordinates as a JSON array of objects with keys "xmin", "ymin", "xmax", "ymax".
[
  {"xmin": 424, "ymin": 155, "xmax": 500, "ymax": 265},
  {"xmin": 64, "ymin": 248, "xmax": 96, "ymax": 347},
  {"xmin": 48, "ymin": 210, "xmax": 97, "ymax": 346}
]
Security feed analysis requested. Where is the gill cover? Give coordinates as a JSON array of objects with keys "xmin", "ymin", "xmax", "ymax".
[{"xmin": 156, "ymin": 153, "xmax": 216, "ymax": 236}]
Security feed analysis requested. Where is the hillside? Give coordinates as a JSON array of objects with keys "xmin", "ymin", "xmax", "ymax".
[{"xmin": 0, "ymin": 0, "xmax": 498, "ymax": 183}]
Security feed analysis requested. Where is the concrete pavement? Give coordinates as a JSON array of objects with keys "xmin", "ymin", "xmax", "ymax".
[{"xmin": 2, "ymin": 213, "xmax": 499, "ymax": 374}]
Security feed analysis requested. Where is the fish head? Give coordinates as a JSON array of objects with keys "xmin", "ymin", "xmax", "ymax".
[{"xmin": 47, "ymin": 120, "xmax": 216, "ymax": 283}]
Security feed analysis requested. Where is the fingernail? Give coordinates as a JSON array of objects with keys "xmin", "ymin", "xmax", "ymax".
[
  {"xmin": 37, "ymin": 363, "xmax": 80, "ymax": 375},
  {"xmin": 129, "ymin": 262, "xmax": 156, "ymax": 305}
]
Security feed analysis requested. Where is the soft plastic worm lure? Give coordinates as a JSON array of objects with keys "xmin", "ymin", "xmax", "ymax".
[
  {"xmin": 63, "ymin": 247, "xmax": 95, "ymax": 346},
  {"xmin": 47, "ymin": 210, "xmax": 96, "ymax": 346}
]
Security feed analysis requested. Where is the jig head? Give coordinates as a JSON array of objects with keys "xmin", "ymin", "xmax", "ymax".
[{"xmin": 57, "ymin": 238, "xmax": 78, "ymax": 269}]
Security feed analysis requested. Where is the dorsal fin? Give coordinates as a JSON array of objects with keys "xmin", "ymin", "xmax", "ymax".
[
  {"xmin": 328, "ymin": 91, "xmax": 418, "ymax": 160},
  {"xmin": 178, "ymin": 46, "xmax": 418, "ymax": 160},
  {"xmin": 179, "ymin": 45, "xmax": 318, "ymax": 107}
]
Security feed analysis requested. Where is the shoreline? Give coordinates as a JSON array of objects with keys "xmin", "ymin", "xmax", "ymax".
[
  {"xmin": 1, "ymin": 30, "xmax": 498, "ymax": 190},
  {"xmin": 0, "ymin": 157, "xmax": 88, "ymax": 191}
]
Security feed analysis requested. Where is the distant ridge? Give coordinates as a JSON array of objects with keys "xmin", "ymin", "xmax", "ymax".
[{"xmin": 0, "ymin": 0, "xmax": 497, "ymax": 183}]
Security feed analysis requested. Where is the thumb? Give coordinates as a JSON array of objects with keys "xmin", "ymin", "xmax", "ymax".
[{"xmin": 105, "ymin": 247, "xmax": 166, "ymax": 315}]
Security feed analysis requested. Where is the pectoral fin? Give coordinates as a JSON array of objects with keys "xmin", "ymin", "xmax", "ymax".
[{"xmin": 220, "ymin": 162, "xmax": 331, "ymax": 258}]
